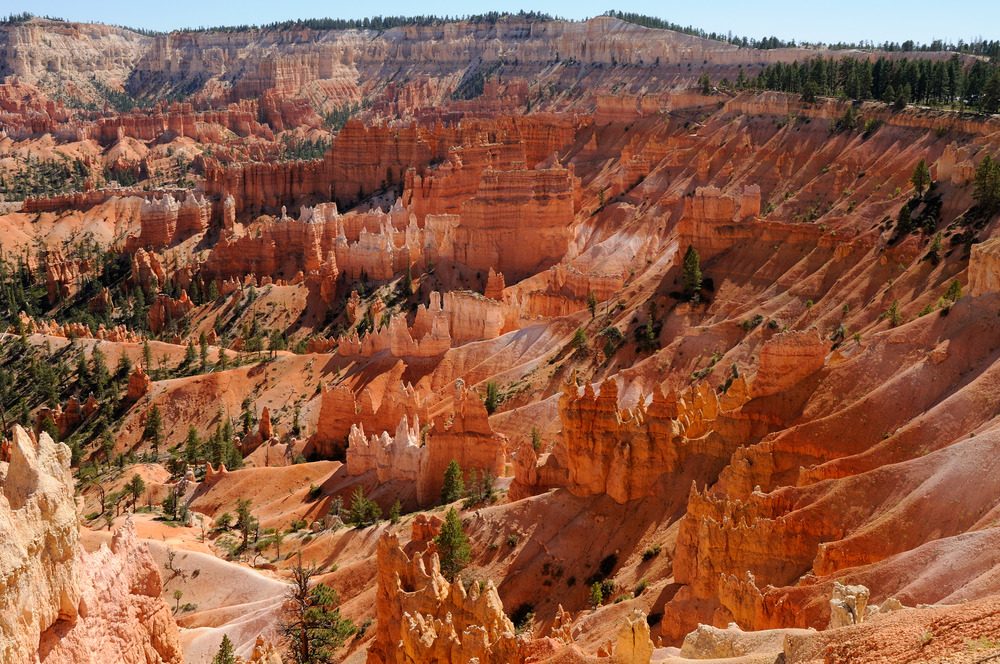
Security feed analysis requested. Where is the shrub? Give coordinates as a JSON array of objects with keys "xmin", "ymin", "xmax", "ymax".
[
  {"xmin": 571, "ymin": 327, "xmax": 588, "ymax": 350},
  {"xmin": 589, "ymin": 582, "xmax": 603, "ymax": 607},
  {"xmin": 635, "ymin": 579, "xmax": 649, "ymax": 595},
  {"xmin": 642, "ymin": 545, "xmax": 661, "ymax": 561}
]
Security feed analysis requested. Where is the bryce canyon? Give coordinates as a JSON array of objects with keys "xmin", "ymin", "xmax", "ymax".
[{"xmin": 2, "ymin": 8, "xmax": 1000, "ymax": 664}]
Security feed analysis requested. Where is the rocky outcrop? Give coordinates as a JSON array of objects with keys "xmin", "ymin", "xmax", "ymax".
[
  {"xmin": 0, "ymin": 427, "xmax": 80, "ymax": 664},
  {"xmin": 751, "ymin": 330, "xmax": 828, "ymax": 398},
  {"xmin": 0, "ymin": 426, "xmax": 181, "ymax": 664},
  {"xmin": 828, "ymin": 583, "xmax": 870, "ymax": 629},
  {"xmin": 124, "ymin": 192, "xmax": 211, "ymax": 251},
  {"xmin": 148, "ymin": 291, "xmax": 194, "ymax": 334},
  {"xmin": 513, "ymin": 376, "xmax": 750, "ymax": 504},
  {"xmin": 451, "ymin": 165, "xmax": 578, "ymax": 280},
  {"xmin": 368, "ymin": 533, "xmax": 523, "ymax": 664},
  {"xmin": 13, "ymin": 314, "xmax": 140, "ymax": 344},
  {"xmin": 613, "ymin": 611, "xmax": 654, "ymax": 664},
  {"xmin": 44, "ymin": 249, "xmax": 92, "ymax": 304},
  {"xmin": 130, "ymin": 248, "xmax": 166, "ymax": 292},
  {"xmin": 969, "ymin": 237, "xmax": 1000, "ymax": 297},
  {"xmin": 38, "ymin": 518, "xmax": 184, "ymax": 664},
  {"xmin": 313, "ymin": 381, "xmax": 429, "ymax": 459},
  {"xmin": 126, "ymin": 365, "xmax": 151, "ymax": 401},
  {"xmin": 346, "ymin": 380, "xmax": 507, "ymax": 507}
]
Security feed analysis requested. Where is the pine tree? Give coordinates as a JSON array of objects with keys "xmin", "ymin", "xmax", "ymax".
[
  {"xmin": 142, "ymin": 339, "xmax": 152, "ymax": 370},
  {"xmin": 973, "ymin": 154, "xmax": 1000, "ymax": 211},
  {"xmin": 211, "ymin": 634, "xmax": 236, "ymax": 664},
  {"xmin": 199, "ymin": 331, "xmax": 209, "ymax": 370},
  {"xmin": 402, "ymin": 265, "xmax": 413, "ymax": 297},
  {"xmin": 116, "ymin": 347, "xmax": 131, "ymax": 379},
  {"xmin": 441, "ymin": 460, "xmax": 465, "ymax": 504},
  {"xmin": 144, "ymin": 405, "xmax": 163, "ymax": 451},
  {"xmin": 944, "ymin": 279, "xmax": 963, "ymax": 303},
  {"xmin": 184, "ymin": 340, "xmax": 197, "ymax": 367},
  {"xmin": 896, "ymin": 204, "xmax": 913, "ymax": 235},
  {"xmin": 910, "ymin": 158, "xmax": 931, "ymax": 196},
  {"xmin": 91, "ymin": 347, "xmax": 109, "ymax": 396},
  {"xmin": 682, "ymin": 245, "xmax": 702, "ymax": 301},
  {"xmin": 185, "ymin": 425, "xmax": 201, "ymax": 464},
  {"xmin": 587, "ymin": 290, "xmax": 598, "ymax": 318},
  {"xmin": 126, "ymin": 473, "xmax": 146, "ymax": 511},
  {"xmin": 280, "ymin": 556, "xmax": 355, "ymax": 664},
  {"xmin": 483, "ymin": 381, "xmax": 500, "ymax": 415},
  {"xmin": 698, "ymin": 73, "xmax": 712, "ymax": 94},
  {"xmin": 389, "ymin": 500, "xmax": 402, "ymax": 525},
  {"xmin": 982, "ymin": 71, "xmax": 1000, "ymax": 114},
  {"xmin": 434, "ymin": 507, "xmax": 470, "ymax": 581}
]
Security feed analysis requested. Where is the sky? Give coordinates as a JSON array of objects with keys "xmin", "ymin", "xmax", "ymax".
[{"xmin": 11, "ymin": 0, "xmax": 1000, "ymax": 46}]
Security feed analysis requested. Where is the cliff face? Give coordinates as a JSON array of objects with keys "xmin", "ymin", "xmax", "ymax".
[
  {"xmin": 0, "ymin": 427, "xmax": 80, "ymax": 664},
  {"xmin": 0, "ymin": 426, "xmax": 181, "ymax": 664}
]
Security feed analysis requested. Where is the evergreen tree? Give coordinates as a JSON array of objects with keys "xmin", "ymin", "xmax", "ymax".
[
  {"xmin": 116, "ymin": 347, "xmax": 131, "ymax": 379},
  {"xmin": 91, "ymin": 347, "xmax": 109, "ymax": 396},
  {"xmin": 142, "ymin": 339, "xmax": 152, "ymax": 370},
  {"xmin": 211, "ymin": 634, "xmax": 236, "ymax": 664},
  {"xmin": 587, "ymin": 290, "xmax": 598, "ymax": 318},
  {"xmin": 144, "ymin": 405, "xmax": 163, "ymax": 451},
  {"xmin": 897, "ymin": 204, "xmax": 913, "ymax": 235},
  {"xmin": 483, "ymin": 381, "xmax": 500, "ymax": 414},
  {"xmin": 973, "ymin": 154, "xmax": 1000, "ymax": 211},
  {"xmin": 126, "ymin": 473, "xmax": 146, "ymax": 511},
  {"xmin": 682, "ymin": 245, "xmax": 702, "ymax": 301},
  {"xmin": 280, "ymin": 556, "xmax": 356, "ymax": 664},
  {"xmin": 199, "ymin": 331, "xmax": 209, "ymax": 370},
  {"xmin": 402, "ymin": 265, "xmax": 413, "ymax": 297},
  {"xmin": 945, "ymin": 279, "xmax": 963, "ymax": 303},
  {"xmin": 235, "ymin": 498, "xmax": 256, "ymax": 552},
  {"xmin": 389, "ymin": 500, "xmax": 402, "ymax": 525},
  {"xmin": 184, "ymin": 340, "xmax": 197, "ymax": 367},
  {"xmin": 982, "ymin": 71, "xmax": 1000, "ymax": 114},
  {"xmin": 910, "ymin": 158, "xmax": 931, "ymax": 196},
  {"xmin": 441, "ymin": 460, "xmax": 465, "ymax": 504},
  {"xmin": 433, "ymin": 507, "xmax": 471, "ymax": 581},
  {"xmin": 347, "ymin": 486, "xmax": 381, "ymax": 527},
  {"xmin": 185, "ymin": 425, "xmax": 202, "ymax": 464}
]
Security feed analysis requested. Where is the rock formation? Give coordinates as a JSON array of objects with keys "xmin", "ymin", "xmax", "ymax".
[
  {"xmin": 126, "ymin": 365, "xmax": 152, "ymax": 401},
  {"xmin": 345, "ymin": 380, "xmax": 507, "ymax": 507},
  {"xmin": 0, "ymin": 427, "xmax": 80, "ymax": 664},
  {"xmin": 368, "ymin": 533, "xmax": 523, "ymax": 664},
  {"xmin": 513, "ymin": 375, "xmax": 750, "ymax": 503},
  {"xmin": 0, "ymin": 426, "xmax": 181, "ymax": 664}
]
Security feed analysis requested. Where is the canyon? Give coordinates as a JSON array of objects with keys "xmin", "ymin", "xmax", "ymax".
[{"xmin": 0, "ymin": 10, "xmax": 999, "ymax": 664}]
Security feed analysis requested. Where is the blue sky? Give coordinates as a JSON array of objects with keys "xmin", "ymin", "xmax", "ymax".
[{"xmin": 13, "ymin": 0, "xmax": 1000, "ymax": 45}]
